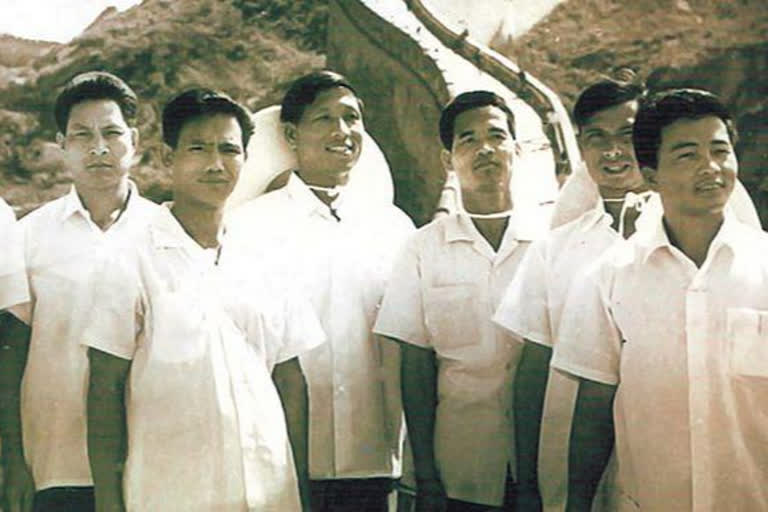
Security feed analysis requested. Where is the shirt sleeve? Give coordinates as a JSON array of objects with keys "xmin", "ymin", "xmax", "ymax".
[
  {"xmin": 373, "ymin": 239, "xmax": 430, "ymax": 348},
  {"xmin": 81, "ymin": 250, "xmax": 143, "ymax": 360},
  {"xmin": 550, "ymin": 261, "xmax": 622, "ymax": 386},
  {"xmin": 493, "ymin": 239, "xmax": 553, "ymax": 346},
  {"xmin": 272, "ymin": 293, "xmax": 326, "ymax": 367},
  {"xmin": 0, "ymin": 203, "xmax": 31, "ymax": 312}
]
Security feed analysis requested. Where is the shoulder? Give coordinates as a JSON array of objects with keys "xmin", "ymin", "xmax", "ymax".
[{"xmin": 18, "ymin": 195, "xmax": 67, "ymax": 230}]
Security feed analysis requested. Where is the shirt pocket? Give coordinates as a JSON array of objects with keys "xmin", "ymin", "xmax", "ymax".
[
  {"xmin": 727, "ymin": 307, "xmax": 768, "ymax": 378},
  {"xmin": 423, "ymin": 283, "xmax": 481, "ymax": 354}
]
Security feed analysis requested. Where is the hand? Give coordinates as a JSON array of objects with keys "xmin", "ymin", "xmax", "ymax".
[
  {"xmin": 415, "ymin": 477, "xmax": 447, "ymax": 512},
  {"xmin": 2, "ymin": 455, "xmax": 35, "ymax": 512}
]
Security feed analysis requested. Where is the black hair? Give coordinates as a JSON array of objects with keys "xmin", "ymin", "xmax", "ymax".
[
  {"xmin": 439, "ymin": 90, "xmax": 516, "ymax": 150},
  {"xmin": 573, "ymin": 79, "xmax": 646, "ymax": 129},
  {"xmin": 162, "ymin": 88, "xmax": 255, "ymax": 151},
  {"xmin": 633, "ymin": 88, "xmax": 737, "ymax": 170},
  {"xmin": 280, "ymin": 70, "xmax": 361, "ymax": 124},
  {"xmin": 54, "ymin": 71, "xmax": 138, "ymax": 132}
]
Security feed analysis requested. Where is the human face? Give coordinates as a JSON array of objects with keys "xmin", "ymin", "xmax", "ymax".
[
  {"xmin": 647, "ymin": 115, "xmax": 737, "ymax": 220},
  {"xmin": 286, "ymin": 86, "xmax": 364, "ymax": 187},
  {"xmin": 169, "ymin": 114, "xmax": 245, "ymax": 210},
  {"xmin": 59, "ymin": 99, "xmax": 137, "ymax": 192},
  {"xmin": 442, "ymin": 105, "xmax": 515, "ymax": 211},
  {"xmin": 579, "ymin": 100, "xmax": 644, "ymax": 198}
]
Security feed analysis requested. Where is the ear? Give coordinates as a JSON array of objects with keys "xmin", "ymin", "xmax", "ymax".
[
  {"xmin": 161, "ymin": 143, "xmax": 175, "ymax": 169},
  {"xmin": 130, "ymin": 127, "xmax": 139, "ymax": 149},
  {"xmin": 56, "ymin": 132, "xmax": 65, "ymax": 150},
  {"xmin": 641, "ymin": 166, "xmax": 659, "ymax": 191},
  {"xmin": 283, "ymin": 122, "xmax": 298, "ymax": 150},
  {"xmin": 440, "ymin": 148, "xmax": 453, "ymax": 175}
]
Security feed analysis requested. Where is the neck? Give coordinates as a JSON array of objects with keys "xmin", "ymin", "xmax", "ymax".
[
  {"xmin": 462, "ymin": 190, "xmax": 512, "ymax": 217},
  {"xmin": 662, "ymin": 212, "xmax": 724, "ymax": 268},
  {"xmin": 76, "ymin": 179, "xmax": 130, "ymax": 231},
  {"xmin": 471, "ymin": 216, "xmax": 509, "ymax": 252},
  {"xmin": 171, "ymin": 199, "xmax": 224, "ymax": 249}
]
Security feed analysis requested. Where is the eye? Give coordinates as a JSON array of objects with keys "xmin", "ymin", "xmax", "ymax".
[
  {"xmin": 105, "ymin": 129, "xmax": 124, "ymax": 137},
  {"xmin": 72, "ymin": 131, "xmax": 90, "ymax": 138},
  {"xmin": 187, "ymin": 144, "xmax": 205, "ymax": 152},
  {"xmin": 344, "ymin": 111, "xmax": 361, "ymax": 122},
  {"xmin": 713, "ymin": 147, "xmax": 731, "ymax": 156},
  {"xmin": 222, "ymin": 145, "xmax": 242, "ymax": 155},
  {"xmin": 676, "ymin": 152, "xmax": 695, "ymax": 160}
]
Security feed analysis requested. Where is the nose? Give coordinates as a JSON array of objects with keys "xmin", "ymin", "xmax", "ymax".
[
  {"xmin": 89, "ymin": 134, "xmax": 109, "ymax": 156},
  {"xmin": 700, "ymin": 153, "xmax": 723, "ymax": 175},
  {"xmin": 331, "ymin": 117, "xmax": 352, "ymax": 138},
  {"xmin": 206, "ymin": 150, "xmax": 225, "ymax": 173},
  {"xmin": 477, "ymin": 139, "xmax": 494, "ymax": 156}
]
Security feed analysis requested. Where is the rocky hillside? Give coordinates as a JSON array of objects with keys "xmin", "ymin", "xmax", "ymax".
[
  {"xmin": 502, "ymin": 0, "xmax": 767, "ymax": 225},
  {"xmin": 0, "ymin": 0, "xmax": 326, "ymax": 213}
]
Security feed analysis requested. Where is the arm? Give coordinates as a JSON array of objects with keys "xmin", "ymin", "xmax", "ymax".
[
  {"xmin": 514, "ymin": 340, "xmax": 553, "ymax": 511},
  {"xmin": 399, "ymin": 339, "xmax": 446, "ymax": 511},
  {"xmin": 272, "ymin": 357, "xmax": 310, "ymax": 512},
  {"xmin": 566, "ymin": 378, "xmax": 616, "ymax": 512},
  {"xmin": 0, "ymin": 313, "xmax": 34, "ymax": 512},
  {"xmin": 87, "ymin": 348, "xmax": 131, "ymax": 512}
]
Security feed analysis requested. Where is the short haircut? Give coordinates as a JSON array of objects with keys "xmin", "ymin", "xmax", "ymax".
[
  {"xmin": 573, "ymin": 79, "xmax": 645, "ymax": 129},
  {"xmin": 633, "ymin": 88, "xmax": 737, "ymax": 170},
  {"xmin": 162, "ymin": 88, "xmax": 255, "ymax": 151},
  {"xmin": 439, "ymin": 90, "xmax": 516, "ymax": 150},
  {"xmin": 54, "ymin": 71, "xmax": 138, "ymax": 133},
  {"xmin": 280, "ymin": 70, "xmax": 361, "ymax": 124}
]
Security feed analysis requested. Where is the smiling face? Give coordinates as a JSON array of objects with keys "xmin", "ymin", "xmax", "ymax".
[
  {"xmin": 169, "ymin": 113, "xmax": 245, "ymax": 210},
  {"xmin": 285, "ymin": 86, "xmax": 364, "ymax": 187},
  {"xmin": 646, "ymin": 115, "xmax": 737, "ymax": 220},
  {"xmin": 579, "ymin": 100, "xmax": 645, "ymax": 199},
  {"xmin": 442, "ymin": 105, "xmax": 515, "ymax": 212},
  {"xmin": 59, "ymin": 99, "xmax": 137, "ymax": 192}
]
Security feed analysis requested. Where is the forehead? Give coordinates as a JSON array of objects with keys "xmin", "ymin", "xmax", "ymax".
[
  {"xmin": 67, "ymin": 99, "xmax": 127, "ymax": 126},
  {"xmin": 452, "ymin": 105, "xmax": 511, "ymax": 136},
  {"xmin": 581, "ymin": 100, "xmax": 638, "ymax": 131},
  {"xmin": 659, "ymin": 115, "xmax": 731, "ymax": 149},
  {"xmin": 304, "ymin": 86, "xmax": 360, "ymax": 114},
  {"xmin": 177, "ymin": 113, "xmax": 243, "ymax": 144}
]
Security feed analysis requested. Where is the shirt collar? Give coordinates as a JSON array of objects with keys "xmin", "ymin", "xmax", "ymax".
[
  {"xmin": 150, "ymin": 203, "xmax": 226, "ymax": 258},
  {"xmin": 284, "ymin": 172, "xmax": 348, "ymax": 221},
  {"xmin": 444, "ymin": 210, "xmax": 535, "ymax": 244},
  {"xmin": 62, "ymin": 180, "xmax": 139, "ymax": 222},
  {"xmin": 639, "ymin": 213, "xmax": 740, "ymax": 264},
  {"xmin": 579, "ymin": 198, "xmax": 612, "ymax": 233}
]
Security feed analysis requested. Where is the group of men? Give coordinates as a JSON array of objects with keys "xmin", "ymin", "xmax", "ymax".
[{"xmin": 0, "ymin": 66, "xmax": 765, "ymax": 512}]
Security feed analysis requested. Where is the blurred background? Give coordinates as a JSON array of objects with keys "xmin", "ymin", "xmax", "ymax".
[{"xmin": 0, "ymin": 0, "xmax": 765, "ymax": 225}]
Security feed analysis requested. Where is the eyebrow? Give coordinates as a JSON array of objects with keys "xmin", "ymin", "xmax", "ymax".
[
  {"xmin": 457, "ymin": 129, "xmax": 475, "ymax": 139},
  {"xmin": 669, "ymin": 141, "xmax": 699, "ymax": 152}
]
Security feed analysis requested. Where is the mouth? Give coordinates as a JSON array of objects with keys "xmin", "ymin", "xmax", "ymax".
[
  {"xmin": 86, "ymin": 162, "xmax": 113, "ymax": 170},
  {"xmin": 198, "ymin": 178, "xmax": 231, "ymax": 185},
  {"xmin": 601, "ymin": 162, "xmax": 632, "ymax": 175},
  {"xmin": 325, "ymin": 142, "xmax": 355, "ymax": 159},
  {"xmin": 695, "ymin": 178, "xmax": 725, "ymax": 192},
  {"xmin": 473, "ymin": 160, "xmax": 499, "ymax": 172}
]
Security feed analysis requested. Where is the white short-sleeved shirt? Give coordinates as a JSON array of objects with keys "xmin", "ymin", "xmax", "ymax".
[
  {"xmin": 227, "ymin": 173, "xmax": 415, "ymax": 480},
  {"xmin": 493, "ymin": 203, "xmax": 626, "ymax": 511},
  {"xmin": 7, "ymin": 184, "xmax": 158, "ymax": 491},
  {"xmin": 374, "ymin": 212, "xmax": 533, "ymax": 506},
  {"xmin": 552, "ymin": 216, "xmax": 768, "ymax": 511},
  {"xmin": 0, "ymin": 198, "xmax": 28, "ymax": 310},
  {"xmin": 83, "ymin": 205, "xmax": 325, "ymax": 512}
]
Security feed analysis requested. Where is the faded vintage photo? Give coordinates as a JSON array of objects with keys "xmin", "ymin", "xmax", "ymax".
[{"xmin": 0, "ymin": 1, "xmax": 766, "ymax": 511}]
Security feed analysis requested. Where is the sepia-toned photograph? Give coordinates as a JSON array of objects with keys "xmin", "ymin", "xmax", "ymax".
[{"xmin": 0, "ymin": 1, "xmax": 766, "ymax": 511}]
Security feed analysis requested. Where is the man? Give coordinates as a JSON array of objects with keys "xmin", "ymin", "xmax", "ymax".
[
  {"xmin": 552, "ymin": 88, "xmax": 768, "ymax": 510},
  {"xmin": 374, "ymin": 90, "xmax": 535, "ymax": 511},
  {"xmin": 83, "ymin": 88, "xmax": 323, "ymax": 512},
  {"xmin": 492, "ymin": 79, "xmax": 651, "ymax": 511},
  {"xmin": 0, "ymin": 72, "xmax": 158, "ymax": 512},
  {"xmin": 227, "ymin": 70, "xmax": 415, "ymax": 512}
]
